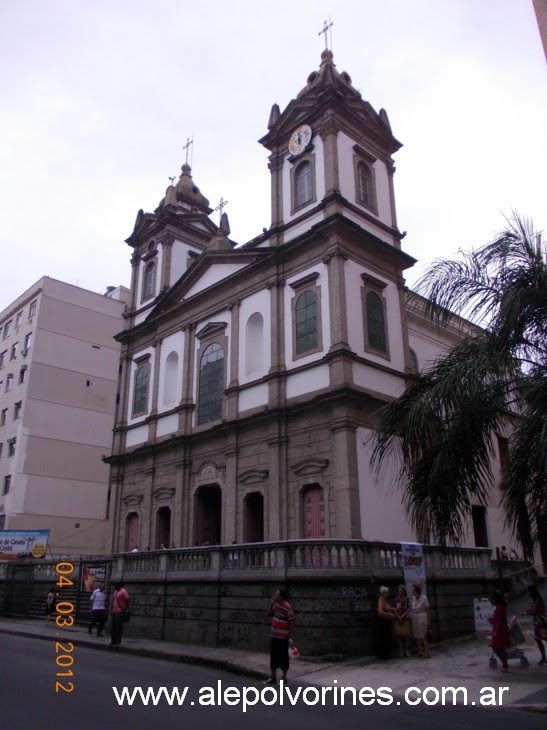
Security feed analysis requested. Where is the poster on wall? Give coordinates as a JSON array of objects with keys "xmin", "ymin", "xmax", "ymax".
[
  {"xmin": 80, "ymin": 563, "xmax": 108, "ymax": 592},
  {"xmin": 0, "ymin": 530, "xmax": 50, "ymax": 559},
  {"xmin": 400, "ymin": 542, "xmax": 427, "ymax": 597},
  {"xmin": 474, "ymin": 598, "xmax": 495, "ymax": 635}
]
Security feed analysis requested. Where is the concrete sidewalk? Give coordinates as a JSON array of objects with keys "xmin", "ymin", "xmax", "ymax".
[{"xmin": 1, "ymin": 616, "xmax": 545, "ymax": 714}]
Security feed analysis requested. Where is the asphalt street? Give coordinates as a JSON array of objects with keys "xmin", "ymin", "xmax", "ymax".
[{"xmin": 1, "ymin": 634, "xmax": 542, "ymax": 729}]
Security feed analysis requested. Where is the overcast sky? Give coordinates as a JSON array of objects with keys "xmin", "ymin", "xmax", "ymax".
[{"xmin": 1, "ymin": 0, "xmax": 545, "ymax": 312}]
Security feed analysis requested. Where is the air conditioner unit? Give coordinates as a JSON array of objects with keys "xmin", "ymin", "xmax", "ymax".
[{"xmin": 21, "ymin": 349, "xmax": 28, "ymax": 357}]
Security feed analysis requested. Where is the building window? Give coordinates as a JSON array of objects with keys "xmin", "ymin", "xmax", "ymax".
[
  {"xmin": 361, "ymin": 274, "xmax": 389, "ymax": 358},
  {"xmin": 408, "ymin": 349, "xmax": 419, "ymax": 374},
  {"xmin": 3, "ymin": 475, "xmax": 11, "ymax": 495},
  {"xmin": 290, "ymin": 273, "xmax": 323, "ymax": 360},
  {"xmin": 163, "ymin": 351, "xmax": 179, "ymax": 406},
  {"xmin": 0, "ymin": 351, "xmax": 6, "ymax": 368},
  {"xmin": 13, "ymin": 402, "xmax": 21, "ymax": 419},
  {"xmin": 0, "ymin": 515, "xmax": 4, "ymax": 529},
  {"xmin": 10, "ymin": 343, "xmax": 17, "ymax": 360},
  {"xmin": 15, "ymin": 312, "xmax": 22, "ymax": 328},
  {"xmin": 353, "ymin": 144, "xmax": 377, "ymax": 213},
  {"xmin": 29, "ymin": 300, "xmax": 37, "ymax": 318},
  {"xmin": 472, "ymin": 505, "xmax": 489, "ymax": 548},
  {"xmin": 23, "ymin": 332, "xmax": 32, "ymax": 350},
  {"xmin": 245, "ymin": 313, "xmax": 264, "ymax": 376},
  {"xmin": 86, "ymin": 380, "xmax": 94, "ymax": 388},
  {"xmin": 5, "ymin": 374, "xmax": 13, "ymax": 392},
  {"xmin": 132, "ymin": 358, "xmax": 151, "ymax": 417},
  {"xmin": 142, "ymin": 261, "xmax": 156, "ymax": 301},
  {"xmin": 7, "ymin": 438, "xmax": 16, "ymax": 457},
  {"xmin": 18, "ymin": 366, "xmax": 27, "ymax": 384},
  {"xmin": 0, "ymin": 443, "xmax": 2, "ymax": 458},
  {"xmin": 3, "ymin": 320, "xmax": 12, "ymax": 339},
  {"xmin": 290, "ymin": 152, "xmax": 317, "ymax": 214},
  {"xmin": 198, "ymin": 343, "xmax": 224, "ymax": 425},
  {"xmin": 1, "ymin": 409, "xmax": 6, "ymax": 426},
  {"xmin": 295, "ymin": 292, "xmax": 318, "ymax": 354}
]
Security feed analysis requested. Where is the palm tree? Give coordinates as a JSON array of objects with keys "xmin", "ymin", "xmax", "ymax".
[{"xmin": 371, "ymin": 216, "xmax": 546, "ymax": 558}]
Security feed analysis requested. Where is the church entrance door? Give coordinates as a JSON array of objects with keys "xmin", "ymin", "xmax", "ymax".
[
  {"xmin": 302, "ymin": 485, "xmax": 325, "ymax": 539},
  {"xmin": 125, "ymin": 512, "xmax": 139, "ymax": 551},
  {"xmin": 194, "ymin": 486, "xmax": 221, "ymax": 545},
  {"xmin": 156, "ymin": 506, "xmax": 171, "ymax": 548},
  {"xmin": 244, "ymin": 492, "xmax": 264, "ymax": 542}
]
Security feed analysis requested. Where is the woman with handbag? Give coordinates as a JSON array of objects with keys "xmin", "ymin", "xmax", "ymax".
[
  {"xmin": 394, "ymin": 585, "xmax": 411, "ymax": 657},
  {"xmin": 110, "ymin": 581, "xmax": 129, "ymax": 648},
  {"xmin": 522, "ymin": 585, "xmax": 547, "ymax": 665}
]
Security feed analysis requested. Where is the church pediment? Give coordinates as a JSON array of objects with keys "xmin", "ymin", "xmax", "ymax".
[{"xmin": 146, "ymin": 248, "xmax": 270, "ymax": 319}]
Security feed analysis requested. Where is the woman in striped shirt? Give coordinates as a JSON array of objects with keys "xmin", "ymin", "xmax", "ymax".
[{"xmin": 265, "ymin": 589, "xmax": 295, "ymax": 684}]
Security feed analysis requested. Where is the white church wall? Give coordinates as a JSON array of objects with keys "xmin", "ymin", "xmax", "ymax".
[
  {"xmin": 282, "ymin": 135, "xmax": 326, "ymax": 226},
  {"xmin": 337, "ymin": 131, "xmax": 393, "ymax": 229},
  {"xmin": 340, "ymin": 208, "xmax": 395, "ymax": 247},
  {"xmin": 126, "ymin": 424, "xmax": 149, "ymax": 448},
  {"xmin": 126, "ymin": 346, "xmax": 155, "ymax": 426},
  {"xmin": 352, "ymin": 363, "xmax": 404, "ymax": 398},
  {"xmin": 345, "ymin": 260, "xmax": 405, "ymax": 372},
  {"xmin": 170, "ymin": 240, "xmax": 200, "ymax": 285},
  {"xmin": 156, "ymin": 413, "xmax": 179, "ymax": 438},
  {"xmin": 284, "ymin": 264, "xmax": 331, "ymax": 371},
  {"xmin": 239, "ymin": 383, "xmax": 269, "ymax": 412},
  {"xmin": 185, "ymin": 263, "xmax": 247, "ymax": 298},
  {"xmin": 286, "ymin": 364, "xmax": 329, "ymax": 398},
  {"xmin": 191, "ymin": 311, "xmax": 231, "ymax": 424},
  {"xmin": 136, "ymin": 247, "xmax": 163, "ymax": 304},
  {"xmin": 357, "ymin": 427, "xmax": 416, "ymax": 541},
  {"xmin": 239, "ymin": 289, "xmax": 271, "ymax": 385},
  {"xmin": 157, "ymin": 330, "xmax": 184, "ymax": 413},
  {"xmin": 283, "ymin": 214, "xmax": 325, "ymax": 244}
]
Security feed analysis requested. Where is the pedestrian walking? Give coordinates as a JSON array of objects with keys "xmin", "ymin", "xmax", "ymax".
[
  {"xmin": 88, "ymin": 583, "xmax": 107, "ymax": 637},
  {"xmin": 110, "ymin": 581, "xmax": 129, "ymax": 648},
  {"xmin": 375, "ymin": 586, "xmax": 396, "ymax": 659},
  {"xmin": 44, "ymin": 586, "xmax": 56, "ymax": 624},
  {"xmin": 265, "ymin": 589, "xmax": 295, "ymax": 684},
  {"xmin": 522, "ymin": 585, "xmax": 547, "ymax": 665},
  {"xmin": 411, "ymin": 584, "xmax": 430, "ymax": 658},
  {"xmin": 490, "ymin": 590, "xmax": 510, "ymax": 673}
]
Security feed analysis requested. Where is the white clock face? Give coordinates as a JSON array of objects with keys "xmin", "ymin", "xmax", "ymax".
[{"xmin": 288, "ymin": 124, "xmax": 312, "ymax": 156}]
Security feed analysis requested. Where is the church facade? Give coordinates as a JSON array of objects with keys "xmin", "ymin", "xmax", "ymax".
[{"xmin": 108, "ymin": 51, "xmax": 508, "ymax": 554}]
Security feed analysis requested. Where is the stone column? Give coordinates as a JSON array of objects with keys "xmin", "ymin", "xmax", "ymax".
[
  {"xmin": 319, "ymin": 116, "xmax": 340, "ymax": 195},
  {"xmin": 173, "ymin": 457, "xmax": 186, "ymax": 547},
  {"xmin": 148, "ymin": 337, "xmax": 162, "ymax": 441},
  {"xmin": 180, "ymin": 324, "xmax": 195, "ymax": 433},
  {"xmin": 267, "ymin": 434, "xmax": 288, "ymax": 540},
  {"xmin": 267, "ymin": 278, "xmax": 286, "ymax": 407},
  {"xmin": 226, "ymin": 300, "xmax": 240, "ymax": 420},
  {"xmin": 160, "ymin": 232, "xmax": 175, "ymax": 289},
  {"xmin": 224, "ymin": 445, "xmax": 238, "ymax": 544},
  {"xmin": 129, "ymin": 250, "xmax": 141, "ymax": 313},
  {"xmin": 324, "ymin": 246, "xmax": 353, "ymax": 387},
  {"xmin": 268, "ymin": 153, "xmax": 284, "ymax": 243},
  {"xmin": 330, "ymin": 417, "xmax": 361, "ymax": 538},
  {"xmin": 386, "ymin": 160, "xmax": 400, "ymax": 248}
]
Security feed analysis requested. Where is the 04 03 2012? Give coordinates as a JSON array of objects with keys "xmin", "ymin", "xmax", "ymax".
[{"xmin": 54, "ymin": 561, "xmax": 75, "ymax": 693}]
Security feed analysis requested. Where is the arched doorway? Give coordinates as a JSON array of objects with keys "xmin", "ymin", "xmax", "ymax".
[
  {"xmin": 125, "ymin": 512, "xmax": 139, "ymax": 551},
  {"xmin": 244, "ymin": 492, "xmax": 264, "ymax": 543},
  {"xmin": 156, "ymin": 506, "xmax": 171, "ymax": 548},
  {"xmin": 302, "ymin": 484, "xmax": 325, "ymax": 539},
  {"xmin": 194, "ymin": 485, "xmax": 221, "ymax": 545}
]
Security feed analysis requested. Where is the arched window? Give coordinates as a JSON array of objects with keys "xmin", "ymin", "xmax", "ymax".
[
  {"xmin": 163, "ymin": 351, "xmax": 179, "ymax": 405},
  {"xmin": 198, "ymin": 343, "xmax": 224, "ymax": 424},
  {"xmin": 142, "ymin": 261, "xmax": 155, "ymax": 300},
  {"xmin": 366, "ymin": 291, "xmax": 387, "ymax": 353},
  {"xmin": 408, "ymin": 349, "xmax": 419, "ymax": 374},
  {"xmin": 125, "ymin": 512, "xmax": 139, "ymax": 551},
  {"xmin": 132, "ymin": 360, "xmax": 150, "ymax": 416},
  {"xmin": 295, "ymin": 161, "xmax": 312, "ymax": 208},
  {"xmin": 245, "ymin": 313, "xmax": 264, "ymax": 376},
  {"xmin": 295, "ymin": 291, "xmax": 318, "ymax": 355},
  {"xmin": 357, "ymin": 162, "xmax": 373, "ymax": 207}
]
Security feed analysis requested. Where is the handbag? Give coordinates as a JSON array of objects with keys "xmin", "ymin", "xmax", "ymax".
[{"xmin": 122, "ymin": 608, "xmax": 130, "ymax": 623}]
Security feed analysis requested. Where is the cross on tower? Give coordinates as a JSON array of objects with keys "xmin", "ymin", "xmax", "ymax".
[
  {"xmin": 318, "ymin": 18, "xmax": 333, "ymax": 50},
  {"xmin": 215, "ymin": 197, "xmax": 228, "ymax": 222},
  {"xmin": 168, "ymin": 176, "xmax": 176, "ymax": 185},
  {"xmin": 183, "ymin": 136, "xmax": 193, "ymax": 165}
]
